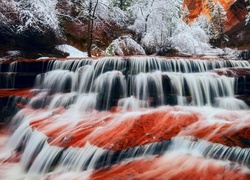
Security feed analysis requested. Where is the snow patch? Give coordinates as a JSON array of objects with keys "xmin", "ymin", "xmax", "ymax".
[
  {"xmin": 7, "ymin": 50, "xmax": 20, "ymax": 56},
  {"xmin": 105, "ymin": 35, "xmax": 145, "ymax": 56},
  {"xmin": 0, "ymin": 50, "xmax": 21, "ymax": 61},
  {"xmin": 55, "ymin": 44, "xmax": 87, "ymax": 58},
  {"xmin": 36, "ymin": 57, "xmax": 50, "ymax": 60}
]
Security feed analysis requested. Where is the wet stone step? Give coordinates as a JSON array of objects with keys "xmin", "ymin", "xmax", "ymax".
[
  {"xmin": 0, "ymin": 72, "xmax": 37, "ymax": 89},
  {"xmin": 212, "ymin": 68, "xmax": 250, "ymax": 96},
  {"xmin": 0, "ymin": 60, "xmax": 50, "ymax": 73},
  {"xmin": 0, "ymin": 58, "xmax": 249, "ymax": 74},
  {"xmin": 237, "ymin": 96, "xmax": 250, "ymax": 106},
  {"xmin": 0, "ymin": 89, "xmax": 34, "ymax": 122}
]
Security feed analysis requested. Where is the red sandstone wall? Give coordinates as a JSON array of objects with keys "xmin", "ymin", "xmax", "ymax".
[{"xmin": 184, "ymin": 0, "xmax": 248, "ymax": 31}]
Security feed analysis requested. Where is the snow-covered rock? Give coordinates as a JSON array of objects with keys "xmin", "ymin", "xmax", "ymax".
[
  {"xmin": 0, "ymin": 50, "xmax": 21, "ymax": 61},
  {"xmin": 7, "ymin": 50, "xmax": 20, "ymax": 57},
  {"xmin": 172, "ymin": 25, "xmax": 211, "ymax": 55},
  {"xmin": 55, "ymin": 44, "xmax": 87, "ymax": 58},
  {"xmin": 221, "ymin": 48, "xmax": 239, "ymax": 59},
  {"xmin": 105, "ymin": 35, "xmax": 145, "ymax": 56}
]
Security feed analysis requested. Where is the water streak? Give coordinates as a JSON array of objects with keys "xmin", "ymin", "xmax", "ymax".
[{"xmin": 1, "ymin": 56, "xmax": 250, "ymax": 179}]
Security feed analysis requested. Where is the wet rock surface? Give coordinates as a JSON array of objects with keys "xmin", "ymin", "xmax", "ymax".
[
  {"xmin": 0, "ymin": 56, "xmax": 249, "ymax": 179},
  {"xmin": 91, "ymin": 153, "xmax": 250, "ymax": 180}
]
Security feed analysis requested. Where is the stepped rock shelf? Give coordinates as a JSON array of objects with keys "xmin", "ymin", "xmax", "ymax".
[{"xmin": 0, "ymin": 56, "xmax": 250, "ymax": 179}]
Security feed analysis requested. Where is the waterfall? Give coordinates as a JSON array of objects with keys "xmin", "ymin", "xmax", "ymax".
[
  {"xmin": 46, "ymin": 57, "xmax": 250, "ymax": 73},
  {"xmin": 165, "ymin": 72, "xmax": 238, "ymax": 107},
  {"xmin": 28, "ymin": 57, "xmax": 250, "ymax": 110},
  {"xmin": 1, "ymin": 56, "xmax": 250, "ymax": 179},
  {"xmin": 7, "ymin": 121, "xmax": 250, "ymax": 172}
]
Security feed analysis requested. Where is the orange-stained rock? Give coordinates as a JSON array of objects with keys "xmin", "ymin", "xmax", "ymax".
[
  {"xmin": 91, "ymin": 153, "xmax": 250, "ymax": 180},
  {"xmin": 23, "ymin": 106, "xmax": 250, "ymax": 151},
  {"xmin": 1, "ymin": 152, "xmax": 21, "ymax": 164},
  {"xmin": 184, "ymin": 0, "xmax": 236, "ymax": 20},
  {"xmin": 184, "ymin": 0, "xmax": 248, "ymax": 32},
  {"xmin": 213, "ymin": 68, "xmax": 250, "ymax": 77},
  {"xmin": 26, "ymin": 107, "xmax": 114, "ymax": 148},
  {"xmin": 179, "ymin": 121, "xmax": 250, "ymax": 147},
  {"xmin": 0, "ymin": 89, "xmax": 34, "ymax": 98},
  {"xmin": 184, "ymin": 0, "xmax": 204, "ymax": 20},
  {"xmin": 2, "ymin": 106, "xmax": 250, "ymax": 179},
  {"xmin": 26, "ymin": 107, "xmax": 200, "ymax": 150},
  {"xmin": 89, "ymin": 108, "xmax": 199, "ymax": 150}
]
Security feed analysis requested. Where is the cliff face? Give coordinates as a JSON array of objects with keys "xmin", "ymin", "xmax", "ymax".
[
  {"xmin": 225, "ymin": 0, "xmax": 247, "ymax": 30},
  {"xmin": 225, "ymin": 0, "xmax": 250, "ymax": 48},
  {"xmin": 184, "ymin": 0, "xmax": 247, "ymax": 30},
  {"xmin": 184, "ymin": 0, "xmax": 250, "ymax": 48}
]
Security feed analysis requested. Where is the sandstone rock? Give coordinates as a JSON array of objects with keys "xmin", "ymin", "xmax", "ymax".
[
  {"xmin": 24, "ymin": 106, "xmax": 250, "ymax": 151},
  {"xmin": 184, "ymin": 0, "xmax": 245, "ymax": 31},
  {"xmin": 184, "ymin": 0, "xmax": 250, "ymax": 48},
  {"xmin": 213, "ymin": 67, "xmax": 250, "ymax": 77},
  {"xmin": 91, "ymin": 153, "xmax": 250, "ymax": 180}
]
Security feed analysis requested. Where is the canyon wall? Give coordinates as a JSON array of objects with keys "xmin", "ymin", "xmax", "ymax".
[
  {"xmin": 184, "ymin": 0, "xmax": 243, "ymax": 30},
  {"xmin": 184, "ymin": 0, "xmax": 250, "ymax": 48}
]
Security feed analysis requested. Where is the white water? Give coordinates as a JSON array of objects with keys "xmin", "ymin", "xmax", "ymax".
[
  {"xmin": 165, "ymin": 72, "xmax": 236, "ymax": 107},
  {"xmin": 30, "ymin": 57, "xmax": 250, "ymax": 110},
  {"xmin": 1, "ymin": 57, "xmax": 250, "ymax": 179},
  {"xmin": 5, "ymin": 121, "xmax": 250, "ymax": 176},
  {"xmin": 1, "ymin": 104, "xmax": 250, "ymax": 179}
]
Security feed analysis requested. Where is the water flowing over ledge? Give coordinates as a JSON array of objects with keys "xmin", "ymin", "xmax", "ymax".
[{"xmin": 0, "ymin": 56, "xmax": 250, "ymax": 179}]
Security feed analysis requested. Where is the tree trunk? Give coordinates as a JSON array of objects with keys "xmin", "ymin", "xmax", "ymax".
[
  {"xmin": 87, "ymin": 1, "xmax": 93, "ymax": 57},
  {"xmin": 119, "ymin": 0, "xmax": 124, "ymax": 10},
  {"xmin": 87, "ymin": 0, "xmax": 99, "ymax": 57}
]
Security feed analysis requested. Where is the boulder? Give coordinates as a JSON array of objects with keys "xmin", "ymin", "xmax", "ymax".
[{"xmin": 105, "ymin": 35, "xmax": 145, "ymax": 56}]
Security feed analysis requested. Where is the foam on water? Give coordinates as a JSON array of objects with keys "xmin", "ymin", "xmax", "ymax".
[
  {"xmin": 118, "ymin": 96, "xmax": 150, "ymax": 111},
  {"xmin": 215, "ymin": 97, "xmax": 249, "ymax": 110},
  {"xmin": 46, "ymin": 57, "xmax": 250, "ymax": 73},
  {"xmin": 1, "ymin": 57, "xmax": 250, "ymax": 179}
]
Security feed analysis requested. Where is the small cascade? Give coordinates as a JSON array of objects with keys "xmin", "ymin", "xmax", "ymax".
[
  {"xmin": 169, "ymin": 136, "xmax": 250, "ymax": 167},
  {"xmin": 48, "ymin": 93, "xmax": 77, "ymax": 110},
  {"xmin": 35, "ymin": 70, "xmax": 75, "ymax": 93},
  {"xmin": 214, "ymin": 97, "xmax": 249, "ymax": 110},
  {"xmin": 8, "ymin": 61, "xmax": 19, "ymax": 73},
  {"xmin": 75, "ymin": 65, "xmax": 94, "ymax": 93},
  {"xmin": 46, "ymin": 57, "xmax": 250, "ymax": 73},
  {"xmin": 25, "ymin": 57, "xmax": 250, "ymax": 110},
  {"xmin": 132, "ymin": 71, "xmax": 164, "ymax": 106},
  {"xmin": 71, "ymin": 93, "xmax": 97, "ymax": 112},
  {"xmin": 0, "ymin": 56, "xmax": 250, "ymax": 179},
  {"xmin": 118, "ymin": 96, "xmax": 149, "ymax": 111},
  {"xmin": 2, "ymin": 62, "xmax": 19, "ymax": 89},
  {"xmin": 165, "ymin": 72, "xmax": 236, "ymax": 107},
  {"xmin": 93, "ymin": 71, "xmax": 127, "ymax": 110},
  {"xmin": 6, "ymin": 121, "xmax": 250, "ymax": 173}
]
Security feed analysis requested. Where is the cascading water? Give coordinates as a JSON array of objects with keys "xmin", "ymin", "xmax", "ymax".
[
  {"xmin": 0, "ymin": 57, "xmax": 250, "ymax": 179},
  {"xmin": 26, "ymin": 57, "xmax": 250, "ymax": 110},
  {"xmin": 165, "ymin": 72, "xmax": 238, "ymax": 107}
]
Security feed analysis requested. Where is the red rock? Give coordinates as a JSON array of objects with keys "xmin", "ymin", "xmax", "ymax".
[
  {"xmin": 89, "ymin": 107, "xmax": 199, "ymax": 150},
  {"xmin": 0, "ymin": 89, "xmax": 34, "ymax": 98},
  {"xmin": 1, "ymin": 152, "xmax": 21, "ymax": 164},
  {"xmin": 213, "ymin": 68, "xmax": 250, "ymax": 77},
  {"xmin": 91, "ymin": 153, "xmax": 250, "ymax": 180},
  {"xmin": 184, "ymin": 0, "xmax": 247, "ymax": 32},
  {"xmin": 19, "ymin": 106, "xmax": 250, "ymax": 150}
]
